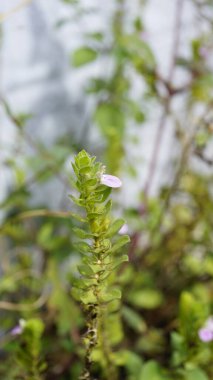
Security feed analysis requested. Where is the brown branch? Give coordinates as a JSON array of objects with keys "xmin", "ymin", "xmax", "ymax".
[
  {"xmin": 0, "ymin": 286, "xmax": 50, "ymax": 311},
  {"xmin": 129, "ymin": 0, "xmax": 185, "ymax": 259},
  {"xmin": 194, "ymin": 149, "xmax": 213, "ymax": 166},
  {"xmin": 0, "ymin": 97, "xmax": 69, "ymax": 188},
  {"xmin": 0, "ymin": 0, "xmax": 32, "ymax": 23},
  {"xmin": 143, "ymin": 0, "xmax": 185, "ymax": 198}
]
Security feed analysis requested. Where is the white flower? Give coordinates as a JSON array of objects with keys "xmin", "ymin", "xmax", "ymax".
[
  {"xmin": 119, "ymin": 223, "xmax": 128, "ymax": 235},
  {"xmin": 100, "ymin": 174, "xmax": 122, "ymax": 188}
]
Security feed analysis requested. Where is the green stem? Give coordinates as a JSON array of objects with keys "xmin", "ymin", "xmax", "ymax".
[
  {"xmin": 98, "ymin": 305, "xmax": 118, "ymax": 380},
  {"xmin": 81, "ymin": 304, "xmax": 98, "ymax": 380}
]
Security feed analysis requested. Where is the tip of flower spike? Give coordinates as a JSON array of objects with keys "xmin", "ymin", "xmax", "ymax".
[{"xmin": 100, "ymin": 174, "xmax": 122, "ymax": 188}]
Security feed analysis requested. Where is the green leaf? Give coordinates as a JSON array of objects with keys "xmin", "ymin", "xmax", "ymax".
[
  {"xmin": 71, "ymin": 162, "xmax": 79, "ymax": 176},
  {"xmin": 122, "ymin": 306, "xmax": 147, "ymax": 333},
  {"xmin": 113, "ymin": 350, "xmax": 143, "ymax": 375},
  {"xmin": 94, "ymin": 103, "xmax": 125, "ymax": 135},
  {"xmin": 37, "ymin": 223, "xmax": 54, "ymax": 249},
  {"xmin": 127, "ymin": 289, "xmax": 163, "ymax": 309},
  {"xmin": 79, "ymin": 166, "xmax": 91, "ymax": 175},
  {"xmin": 72, "ymin": 227, "xmax": 93, "ymax": 239},
  {"xmin": 77, "ymin": 264, "xmax": 94, "ymax": 276},
  {"xmin": 86, "ymin": 32, "xmax": 103, "ymax": 41},
  {"xmin": 105, "ymin": 218, "xmax": 126, "ymax": 237},
  {"xmin": 99, "ymin": 187, "xmax": 111, "ymax": 202},
  {"xmin": 72, "ymin": 47, "xmax": 98, "ymax": 67},
  {"xmin": 86, "ymin": 78, "xmax": 108, "ymax": 93},
  {"xmin": 71, "ymin": 287, "xmax": 97, "ymax": 304},
  {"xmin": 192, "ymin": 74, "xmax": 213, "ymax": 101},
  {"xmin": 110, "ymin": 235, "xmax": 130, "ymax": 253},
  {"xmin": 106, "ymin": 312, "xmax": 124, "ymax": 345},
  {"xmin": 109, "ymin": 254, "xmax": 129, "ymax": 270},
  {"xmin": 120, "ymin": 33, "xmax": 155, "ymax": 70},
  {"xmin": 183, "ymin": 368, "xmax": 208, "ymax": 380},
  {"xmin": 100, "ymin": 288, "xmax": 121, "ymax": 303},
  {"xmin": 74, "ymin": 241, "xmax": 91, "ymax": 254},
  {"xmin": 171, "ymin": 332, "xmax": 187, "ymax": 366},
  {"xmin": 179, "ymin": 292, "xmax": 207, "ymax": 340},
  {"xmin": 72, "ymin": 277, "xmax": 96, "ymax": 290},
  {"xmin": 69, "ymin": 212, "xmax": 86, "ymax": 223},
  {"xmin": 139, "ymin": 361, "xmax": 169, "ymax": 380},
  {"xmin": 69, "ymin": 194, "xmax": 85, "ymax": 207}
]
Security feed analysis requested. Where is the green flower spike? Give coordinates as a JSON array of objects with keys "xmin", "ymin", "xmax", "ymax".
[{"xmin": 70, "ymin": 150, "xmax": 130, "ymax": 380}]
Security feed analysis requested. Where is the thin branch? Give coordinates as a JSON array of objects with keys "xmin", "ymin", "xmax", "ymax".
[
  {"xmin": 0, "ymin": 97, "xmax": 69, "ymax": 188},
  {"xmin": 0, "ymin": 286, "xmax": 50, "ymax": 311},
  {"xmin": 0, "ymin": 208, "xmax": 84, "ymax": 235},
  {"xmin": 143, "ymin": 0, "xmax": 185, "ymax": 198},
  {"xmin": 0, "ymin": 0, "xmax": 33, "ymax": 23}
]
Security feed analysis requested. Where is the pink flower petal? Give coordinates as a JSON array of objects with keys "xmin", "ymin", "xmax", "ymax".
[
  {"xmin": 198, "ymin": 327, "xmax": 213, "ymax": 342},
  {"xmin": 100, "ymin": 174, "xmax": 122, "ymax": 188},
  {"xmin": 11, "ymin": 319, "xmax": 26, "ymax": 336},
  {"xmin": 11, "ymin": 325, "xmax": 23, "ymax": 336}
]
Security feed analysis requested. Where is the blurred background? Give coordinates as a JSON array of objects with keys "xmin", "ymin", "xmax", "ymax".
[{"xmin": 0, "ymin": 0, "xmax": 213, "ymax": 379}]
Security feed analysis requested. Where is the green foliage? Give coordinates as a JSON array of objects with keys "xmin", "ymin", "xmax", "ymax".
[
  {"xmin": 139, "ymin": 361, "xmax": 170, "ymax": 380},
  {"xmin": 72, "ymin": 47, "xmax": 98, "ymax": 67},
  {"xmin": 15, "ymin": 318, "xmax": 46, "ymax": 380},
  {"xmin": 1, "ymin": 0, "xmax": 213, "ymax": 379}
]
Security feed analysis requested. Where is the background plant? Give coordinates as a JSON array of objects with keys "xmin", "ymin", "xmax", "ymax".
[{"xmin": 0, "ymin": 0, "xmax": 213, "ymax": 379}]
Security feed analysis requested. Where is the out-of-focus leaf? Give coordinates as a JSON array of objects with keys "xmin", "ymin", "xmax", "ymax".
[{"xmin": 72, "ymin": 47, "xmax": 98, "ymax": 67}]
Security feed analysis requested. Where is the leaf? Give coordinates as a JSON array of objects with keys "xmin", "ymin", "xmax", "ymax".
[
  {"xmin": 139, "ymin": 361, "xmax": 169, "ymax": 380},
  {"xmin": 127, "ymin": 289, "xmax": 163, "ymax": 309},
  {"xmin": 109, "ymin": 254, "xmax": 129, "ymax": 270},
  {"xmin": 86, "ymin": 32, "xmax": 103, "ymax": 41},
  {"xmin": 37, "ymin": 223, "xmax": 54, "ymax": 249},
  {"xmin": 72, "ymin": 227, "xmax": 92, "ymax": 239},
  {"xmin": 72, "ymin": 47, "xmax": 98, "ymax": 67},
  {"xmin": 183, "ymin": 368, "xmax": 208, "ymax": 380},
  {"xmin": 110, "ymin": 235, "xmax": 130, "ymax": 253},
  {"xmin": 79, "ymin": 166, "xmax": 91, "ymax": 175},
  {"xmin": 74, "ymin": 241, "xmax": 91, "ymax": 254},
  {"xmin": 122, "ymin": 306, "xmax": 147, "ymax": 333},
  {"xmin": 72, "ymin": 277, "xmax": 96, "ymax": 290},
  {"xmin": 93, "ymin": 186, "xmax": 111, "ymax": 203},
  {"xmin": 171, "ymin": 332, "xmax": 187, "ymax": 366},
  {"xmin": 69, "ymin": 194, "xmax": 84, "ymax": 207},
  {"xmin": 113, "ymin": 350, "xmax": 143, "ymax": 375},
  {"xmin": 120, "ymin": 34, "xmax": 155, "ymax": 70},
  {"xmin": 106, "ymin": 312, "xmax": 124, "ymax": 345},
  {"xmin": 71, "ymin": 162, "xmax": 79, "ymax": 176},
  {"xmin": 179, "ymin": 292, "xmax": 207, "ymax": 341},
  {"xmin": 86, "ymin": 78, "xmax": 108, "ymax": 93},
  {"xmin": 77, "ymin": 264, "xmax": 94, "ymax": 276},
  {"xmin": 104, "ymin": 199, "xmax": 112, "ymax": 214},
  {"xmin": 94, "ymin": 103, "xmax": 125, "ymax": 135},
  {"xmin": 70, "ymin": 212, "xmax": 86, "ymax": 223},
  {"xmin": 71, "ymin": 287, "xmax": 97, "ymax": 304},
  {"xmin": 100, "ymin": 288, "xmax": 121, "ymax": 303},
  {"xmin": 105, "ymin": 218, "xmax": 126, "ymax": 237}
]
